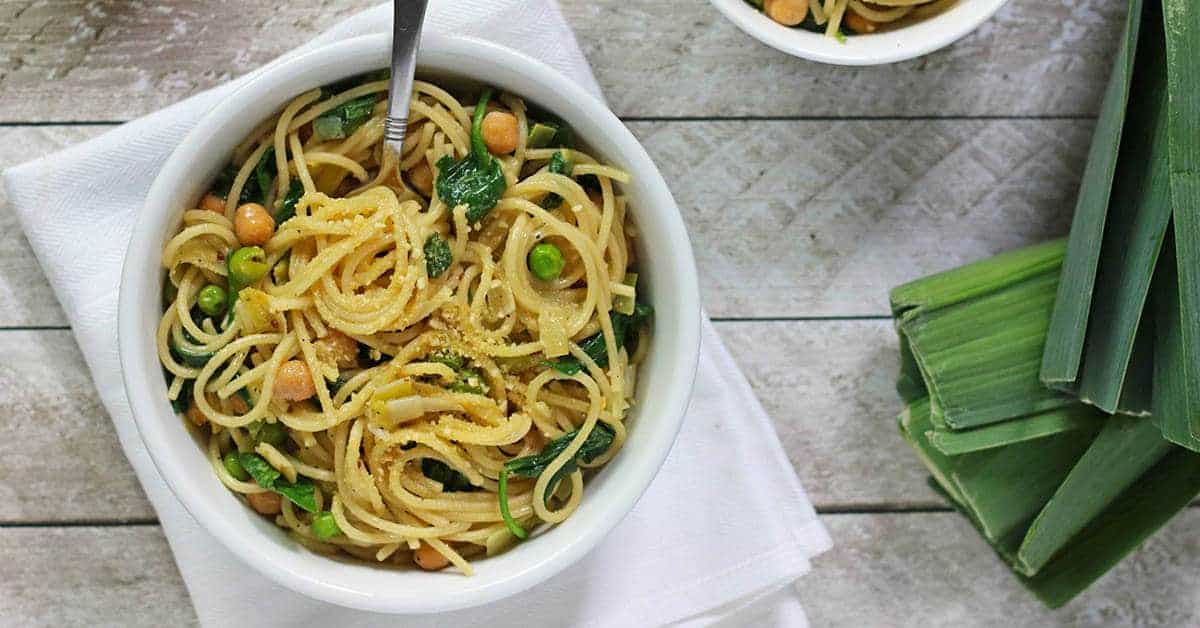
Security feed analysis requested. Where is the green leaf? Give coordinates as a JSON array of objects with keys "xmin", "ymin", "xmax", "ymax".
[
  {"xmin": 891, "ymin": 241, "xmax": 1074, "ymax": 430},
  {"xmin": 1015, "ymin": 415, "xmax": 1173, "ymax": 576},
  {"xmin": 238, "ymin": 452, "xmax": 281, "ymax": 488},
  {"xmin": 1068, "ymin": 2, "xmax": 1171, "ymax": 413},
  {"xmin": 504, "ymin": 422, "xmax": 615, "ymax": 481},
  {"xmin": 548, "ymin": 302, "xmax": 652, "ymax": 375},
  {"xmin": 435, "ymin": 153, "xmax": 506, "ymax": 223},
  {"xmin": 434, "ymin": 89, "xmax": 507, "ymax": 223},
  {"xmin": 254, "ymin": 146, "xmax": 276, "ymax": 205},
  {"xmin": 1151, "ymin": 235, "xmax": 1200, "ymax": 450},
  {"xmin": 1163, "ymin": 0, "xmax": 1200, "ymax": 443},
  {"xmin": 925, "ymin": 405, "xmax": 1099, "ymax": 456},
  {"xmin": 447, "ymin": 367, "xmax": 486, "ymax": 395},
  {"xmin": 274, "ymin": 179, "xmax": 303, "ymax": 224},
  {"xmin": 540, "ymin": 150, "xmax": 576, "ymax": 209},
  {"xmin": 237, "ymin": 452, "xmax": 318, "ymax": 513},
  {"xmin": 170, "ymin": 378, "xmax": 194, "ymax": 414},
  {"xmin": 1019, "ymin": 447, "xmax": 1200, "ymax": 608},
  {"xmin": 211, "ymin": 163, "xmax": 238, "ymax": 199},
  {"xmin": 313, "ymin": 95, "xmax": 377, "ymax": 140},
  {"xmin": 498, "ymin": 469, "xmax": 527, "ymax": 540},
  {"xmin": 899, "ymin": 398, "xmax": 1101, "ymax": 544},
  {"xmin": 273, "ymin": 477, "xmax": 318, "ymax": 513},
  {"xmin": 497, "ymin": 422, "xmax": 616, "ymax": 535},
  {"xmin": 420, "ymin": 459, "xmax": 479, "ymax": 492},
  {"xmin": 548, "ymin": 150, "xmax": 573, "ymax": 176},
  {"xmin": 427, "ymin": 349, "xmax": 465, "ymax": 371},
  {"xmin": 1040, "ymin": 0, "xmax": 1144, "ymax": 387},
  {"xmin": 902, "ymin": 397, "xmax": 1103, "ymax": 545},
  {"xmin": 423, "ymin": 233, "xmax": 453, "ymax": 278}
]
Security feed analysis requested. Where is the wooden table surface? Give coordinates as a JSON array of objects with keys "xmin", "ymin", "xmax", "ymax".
[{"xmin": 2, "ymin": 1, "xmax": 1198, "ymax": 626}]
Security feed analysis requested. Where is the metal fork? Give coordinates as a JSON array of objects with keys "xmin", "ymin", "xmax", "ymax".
[{"xmin": 383, "ymin": 0, "xmax": 431, "ymax": 157}]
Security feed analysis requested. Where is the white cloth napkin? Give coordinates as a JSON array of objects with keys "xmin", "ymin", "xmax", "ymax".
[{"xmin": 3, "ymin": 2, "xmax": 831, "ymax": 626}]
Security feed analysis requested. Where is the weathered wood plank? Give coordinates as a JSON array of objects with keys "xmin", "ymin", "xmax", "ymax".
[
  {"xmin": 0, "ymin": 330, "xmax": 151, "ymax": 521},
  {"xmin": 632, "ymin": 118, "xmax": 1087, "ymax": 317},
  {"xmin": 0, "ymin": 118, "xmax": 1089, "ymax": 325},
  {"xmin": 0, "ymin": 320, "xmax": 930, "ymax": 523},
  {"xmin": 801, "ymin": 511, "xmax": 1200, "ymax": 627},
  {"xmin": 719, "ymin": 320, "xmax": 934, "ymax": 508},
  {"xmin": 0, "ymin": 525, "xmax": 196, "ymax": 627},
  {"xmin": 4, "ymin": 511, "xmax": 1198, "ymax": 627},
  {"xmin": 0, "ymin": 0, "xmax": 1124, "ymax": 121}
]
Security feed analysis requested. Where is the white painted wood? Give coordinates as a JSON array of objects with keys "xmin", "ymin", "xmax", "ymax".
[
  {"xmin": 800, "ymin": 511, "xmax": 1200, "ymax": 627},
  {"xmin": 0, "ymin": 330, "xmax": 152, "ymax": 521},
  {"xmin": 0, "ymin": 0, "xmax": 1125, "ymax": 120},
  {"xmin": 5, "ymin": 512, "xmax": 1197, "ymax": 626},
  {"xmin": 0, "ymin": 525, "xmax": 196, "ymax": 627},
  {"xmin": 0, "ymin": 119, "xmax": 1090, "ymax": 324},
  {"xmin": 628, "ymin": 118, "xmax": 1089, "ymax": 317}
]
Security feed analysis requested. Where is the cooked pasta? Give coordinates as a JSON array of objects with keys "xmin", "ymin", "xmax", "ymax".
[
  {"xmin": 157, "ymin": 72, "xmax": 651, "ymax": 574},
  {"xmin": 753, "ymin": 0, "xmax": 959, "ymax": 37}
]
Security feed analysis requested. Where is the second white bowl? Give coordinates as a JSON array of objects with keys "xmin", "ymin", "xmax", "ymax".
[{"xmin": 708, "ymin": 0, "xmax": 1010, "ymax": 65}]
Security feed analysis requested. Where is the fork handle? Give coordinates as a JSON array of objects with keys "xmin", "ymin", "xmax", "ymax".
[{"xmin": 384, "ymin": 0, "xmax": 431, "ymax": 155}]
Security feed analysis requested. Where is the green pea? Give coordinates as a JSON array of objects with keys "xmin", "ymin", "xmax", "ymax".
[
  {"xmin": 256, "ymin": 421, "xmax": 288, "ymax": 447},
  {"xmin": 228, "ymin": 246, "xmax": 269, "ymax": 289},
  {"xmin": 196, "ymin": 284, "xmax": 228, "ymax": 317},
  {"xmin": 222, "ymin": 451, "xmax": 249, "ymax": 481},
  {"xmin": 527, "ymin": 242, "xmax": 565, "ymax": 281},
  {"xmin": 311, "ymin": 511, "xmax": 341, "ymax": 541}
]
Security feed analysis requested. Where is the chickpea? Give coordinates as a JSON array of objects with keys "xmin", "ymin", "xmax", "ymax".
[
  {"xmin": 407, "ymin": 160, "xmax": 434, "ymax": 197},
  {"xmin": 228, "ymin": 393, "xmax": 250, "ymax": 415},
  {"xmin": 185, "ymin": 404, "xmax": 207, "ymax": 427},
  {"xmin": 764, "ymin": 0, "xmax": 808, "ymax": 26},
  {"xmin": 247, "ymin": 490, "xmax": 282, "ymax": 516},
  {"xmin": 481, "ymin": 111, "xmax": 519, "ymax": 155},
  {"xmin": 844, "ymin": 10, "xmax": 877, "ymax": 33},
  {"xmin": 199, "ymin": 193, "xmax": 226, "ymax": 214},
  {"xmin": 234, "ymin": 202, "xmax": 275, "ymax": 246},
  {"xmin": 413, "ymin": 543, "xmax": 450, "ymax": 571},
  {"xmin": 273, "ymin": 360, "xmax": 316, "ymax": 402},
  {"xmin": 525, "ymin": 429, "xmax": 545, "ymax": 453},
  {"xmin": 315, "ymin": 330, "xmax": 359, "ymax": 369}
]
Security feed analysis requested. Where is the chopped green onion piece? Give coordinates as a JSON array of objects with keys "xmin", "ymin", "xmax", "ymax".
[
  {"xmin": 255, "ymin": 421, "xmax": 287, "ymax": 447},
  {"xmin": 222, "ymin": 451, "xmax": 249, "ymax": 481},
  {"xmin": 311, "ymin": 511, "xmax": 341, "ymax": 540},
  {"xmin": 613, "ymin": 273, "xmax": 638, "ymax": 316},
  {"xmin": 498, "ymin": 469, "xmax": 527, "ymax": 539},
  {"xmin": 527, "ymin": 122, "xmax": 559, "ymax": 148}
]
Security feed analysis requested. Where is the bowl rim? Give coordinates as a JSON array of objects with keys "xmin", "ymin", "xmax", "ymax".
[
  {"xmin": 117, "ymin": 31, "xmax": 700, "ymax": 614},
  {"xmin": 707, "ymin": 0, "xmax": 1010, "ymax": 65}
]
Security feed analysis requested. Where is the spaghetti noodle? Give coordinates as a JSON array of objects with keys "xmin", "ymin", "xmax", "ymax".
[{"xmin": 157, "ymin": 73, "xmax": 651, "ymax": 574}]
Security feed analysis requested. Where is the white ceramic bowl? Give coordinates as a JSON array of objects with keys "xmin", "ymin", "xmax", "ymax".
[
  {"xmin": 708, "ymin": 0, "xmax": 1009, "ymax": 65},
  {"xmin": 118, "ymin": 33, "xmax": 700, "ymax": 614}
]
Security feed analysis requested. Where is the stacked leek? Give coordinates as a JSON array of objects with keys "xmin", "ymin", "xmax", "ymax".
[{"xmin": 891, "ymin": 0, "xmax": 1200, "ymax": 607}]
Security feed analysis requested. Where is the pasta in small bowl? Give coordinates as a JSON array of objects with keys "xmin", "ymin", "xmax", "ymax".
[
  {"xmin": 709, "ymin": 0, "xmax": 1010, "ymax": 64},
  {"xmin": 118, "ymin": 32, "xmax": 699, "ymax": 614}
]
